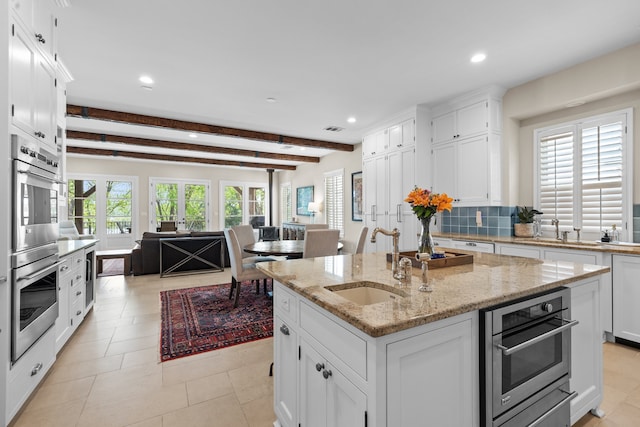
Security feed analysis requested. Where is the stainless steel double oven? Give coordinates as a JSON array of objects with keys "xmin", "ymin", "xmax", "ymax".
[
  {"xmin": 11, "ymin": 134, "xmax": 61, "ymax": 363},
  {"xmin": 481, "ymin": 287, "xmax": 579, "ymax": 427}
]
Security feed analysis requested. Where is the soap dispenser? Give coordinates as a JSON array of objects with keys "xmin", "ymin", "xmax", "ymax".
[
  {"xmin": 601, "ymin": 230, "xmax": 610, "ymax": 243},
  {"xmin": 611, "ymin": 224, "xmax": 619, "ymax": 242}
]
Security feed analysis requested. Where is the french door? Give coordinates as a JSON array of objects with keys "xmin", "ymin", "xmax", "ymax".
[
  {"xmin": 220, "ymin": 181, "xmax": 268, "ymax": 229},
  {"xmin": 150, "ymin": 178, "xmax": 210, "ymax": 231},
  {"xmin": 67, "ymin": 174, "xmax": 137, "ymax": 250}
]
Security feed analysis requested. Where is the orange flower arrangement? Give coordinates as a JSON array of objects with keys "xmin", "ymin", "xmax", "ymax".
[{"xmin": 404, "ymin": 186, "xmax": 453, "ymax": 220}]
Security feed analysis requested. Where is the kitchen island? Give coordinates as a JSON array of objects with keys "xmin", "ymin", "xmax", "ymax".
[{"xmin": 257, "ymin": 251, "xmax": 609, "ymax": 427}]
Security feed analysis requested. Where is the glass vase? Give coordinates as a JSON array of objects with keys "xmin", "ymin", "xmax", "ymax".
[{"xmin": 418, "ymin": 216, "xmax": 435, "ymax": 256}]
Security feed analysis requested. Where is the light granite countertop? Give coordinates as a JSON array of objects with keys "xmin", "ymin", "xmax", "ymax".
[
  {"xmin": 257, "ymin": 252, "xmax": 609, "ymax": 338},
  {"xmin": 434, "ymin": 232, "xmax": 640, "ymax": 254},
  {"xmin": 58, "ymin": 239, "xmax": 99, "ymax": 257}
]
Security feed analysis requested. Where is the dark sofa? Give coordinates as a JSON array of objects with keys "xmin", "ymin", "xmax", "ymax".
[{"xmin": 131, "ymin": 231, "xmax": 231, "ymax": 276}]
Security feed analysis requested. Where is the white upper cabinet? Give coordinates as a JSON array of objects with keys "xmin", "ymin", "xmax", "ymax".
[
  {"xmin": 430, "ymin": 88, "xmax": 504, "ymax": 206},
  {"xmin": 11, "ymin": 0, "xmax": 57, "ymax": 66},
  {"xmin": 432, "ymin": 100, "xmax": 487, "ymax": 144},
  {"xmin": 388, "ymin": 118, "xmax": 415, "ymax": 150},
  {"xmin": 362, "ymin": 128, "xmax": 388, "ymax": 158}
]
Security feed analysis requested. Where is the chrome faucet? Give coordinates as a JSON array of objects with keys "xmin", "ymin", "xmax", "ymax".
[
  {"xmin": 371, "ymin": 227, "xmax": 401, "ymax": 279},
  {"xmin": 551, "ymin": 218, "xmax": 560, "ymax": 240},
  {"xmin": 573, "ymin": 227, "xmax": 581, "ymax": 242}
]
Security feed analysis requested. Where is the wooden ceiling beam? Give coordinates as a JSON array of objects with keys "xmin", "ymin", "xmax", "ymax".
[
  {"xmin": 66, "ymin": 105, "xmax": 355, "ymax": 152},
  {"xmin": 66, "ymin": 146, "xmax": 297, "ymax": 171},
  {"xmin": 66, "ymin": 130, "xmax": 320, "ymax": 163}
]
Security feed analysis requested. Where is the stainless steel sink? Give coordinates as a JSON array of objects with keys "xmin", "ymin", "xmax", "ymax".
[{"xmin": 326, "ymin": 281, "xmax": 408, "ymax": 305}]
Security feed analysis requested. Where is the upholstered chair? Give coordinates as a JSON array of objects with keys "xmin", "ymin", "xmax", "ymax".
[
  {"xmin": 231, "ymin": 224, "xmax": 257, "ymax": 259},
  {"xmin": 355, "ymin": 226, "xmax": 369, "ymax": 254},
  {"xmin": 303, "ymin": 229, "xmax": 340, "ymax": 258},
  {"xmin": 224, "ymin": 228, "xmax": 271, "ymax": 308}
]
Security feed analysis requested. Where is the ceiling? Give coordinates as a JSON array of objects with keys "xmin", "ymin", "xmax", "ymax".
[{"xmin": 57, "ymin": 0, "xmax": 640, "ymax": 170}]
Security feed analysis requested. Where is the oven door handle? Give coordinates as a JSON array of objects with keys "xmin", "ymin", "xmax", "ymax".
[
  {"xmin": 527, "ymin": 390, "xmax": 578, "ymax": 427},
  {"xmin": 496, "ymin": 318, "xmax": 579, "ymax": 356},
  {"xmin": 17, "ymin": 168, "xmax": 62, "ymax": 184},
  {"xmin": 17, "ymin": 261, "xmax": 64, "ymax": 282}
]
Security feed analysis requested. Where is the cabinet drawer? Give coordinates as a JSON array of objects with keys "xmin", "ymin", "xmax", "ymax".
[
  {"xmin": 274, "ymin": 282, "xmax": 298, "ymax": 325},
  {"xmin": 72, "ymin": 251, "xmax": 85, "ymax": 268},
  {"xmin": 452, "ymin": 240, "xmax": 494, "ymax": 253},
  {"xmin": 58, "ymin": 256, "xmax": 72, "ymax": 276},
  {"xmin": 8, "ymin": 328, "xmax": 55, "ymax": 419},
  {"xmin": 498, "ymin": 244, "xmax": 542, "ymax": 259},
  {"xmin": 300, "ymin": 301, "xmax": 367, "ymax": 380},
  {"xmin": 71, "ymin": 297, "xmax": 85, "ymax": 325}
]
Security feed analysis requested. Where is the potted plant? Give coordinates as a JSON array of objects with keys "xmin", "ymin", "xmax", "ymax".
[{"xmin": 514, "ymin": 206, "xmax": 542, "ymax": 237}]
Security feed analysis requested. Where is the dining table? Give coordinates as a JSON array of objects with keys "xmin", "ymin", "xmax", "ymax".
[{"xmin": 243, "ymin": 240, "xmax": 344, "ymax": 258}]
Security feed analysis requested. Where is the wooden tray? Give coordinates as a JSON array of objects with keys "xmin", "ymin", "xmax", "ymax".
[{"xmin": 386, "ymin": 250, "xmax": 473, "ymax": 269}]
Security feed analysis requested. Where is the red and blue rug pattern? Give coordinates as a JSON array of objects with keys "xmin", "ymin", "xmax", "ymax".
[{"xmin": 160, "ymin": 282, "xmax": 273, "ymax": 362}]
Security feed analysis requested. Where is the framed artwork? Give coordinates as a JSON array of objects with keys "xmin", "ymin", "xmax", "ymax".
[
  {"xmin": 296, "ymin": 185, "xmax": 314, "ymax": 216},
  {"xmin": 352, "ymin": 171, "xmax": 363, "ymax": 221}
]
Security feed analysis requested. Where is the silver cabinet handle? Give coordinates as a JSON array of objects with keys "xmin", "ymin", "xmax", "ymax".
[
  {"xmin": 0, "ymin": 276, "xmax": 6, "ymax": 283},
  {"xmin": 527, "ymin": 390, "xmax": 578, "ymax": 427},
  {"xmin": 60, "ymin": 265, "xmax": 69, "ymax": 272},
  {"xmin": 497, "ymin": 318, "xmax": 579, "ymax": 356},
  {"xmin": 76, "ymin": 310, "xmax": 82, "ymax": 316},
  {"xmin": 466, "ymin": 242, "xmax": 477, "ymax": 247},
  {"xmin": 279, "ymin": 324, "xmax": 290, "ymax": 336},
  {"xmin": 31, "ymin": 363, "xmax": 43, "ymax": 376},
  {"xmin": 322, "ymin": 369, "xmax": 332, "ymax": 379},
  {"xmin": 315, "ymin": 363, "xmax": 324, "ymax": 372},
  {"xmin": 397, "ymin": 204, "xmax": 402, "ymax": 223},
  {"xmin": 372, "ymin": 205, "xmax": 377, "ymax": 220},
  {"xmin": 76, "ymin": 291, "xmax": 82, "ymax": 296},
  {"xmin": 76, "ymin": 258, "xmax": 83, "ymax": 263}
]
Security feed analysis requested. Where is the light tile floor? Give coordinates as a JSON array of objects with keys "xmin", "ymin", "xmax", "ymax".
[
  {"xmin": 11, "ymin": 270, "xmax": 276, "ymax": 427},
  {"xmin": 9, "ymin": 272, "xmax": 640, "ymax": 426}
]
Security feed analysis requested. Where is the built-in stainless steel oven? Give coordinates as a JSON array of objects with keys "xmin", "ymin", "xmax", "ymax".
[
  {"xmin": 12, "ymin": 134, "xmax": 61, "ymax": 252},
  {"xmin": 481, "ymin": 287, "xmax": 579, "ymax": 427},
  {"xmin": 11, "ymin": 244, "xmax": 61, "ymax": 362}
]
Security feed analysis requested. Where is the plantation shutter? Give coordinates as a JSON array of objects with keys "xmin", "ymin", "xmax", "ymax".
[
  {"xmin": 324, "ymin": 170, "xmax": 344, "ymax": 236},
  {"xmin": 581, "ymin": 117, "xmax": 624, "ymax": 233},
  {"xmin": 280, "ymin": 184, "xmax": 292, "ymax": 223},
  {"xmin": 538, "ymin": 129, "xmax": 575, "ymax": 225}
]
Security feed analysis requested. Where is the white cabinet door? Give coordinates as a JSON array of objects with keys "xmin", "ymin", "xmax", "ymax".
[
  {"xmin": 457, "ymin": 135, "xmax": 488, "ymax": 204},
  {"xmin": 387, "ymin": 317, "xmax": 476, "ymax": 427},
  {"xmin": 401, "ymin": 118, "xmax": 415, "ymax": 147},
  {"xmin": 11, "ymin": 21, "xmax": 37, "ymax": 136},
  {"xmin": 54, "ymin": 257, "xmax": 72, "ymax": 352},
  {"xmin": 375, "ymin": 129, "xmax": 388, "ymax": 155},
  {"xmin": 299, "ymin": 341, "xmax": 328, "ymax": 427},
  {"xmin": 274, "ymin": 315, "xmax": 297, "ymax": 427},
  {"xmin": 362, "ymin": 134, "xmax": 376, "ymax": 158},
  {"xmin": 456, "ymin": 100, "xmax": 487, "ymax": 139},
  {"xmin": 34, "ymin": 54, "xmax": 56, "ymax": 149},
  {"xmin": 612, "ymin": 255, "xmax": 640, "ymax": 343},
  {"xmin": 388, "ymin": 147, "xmax": 417, "ymax": 251},
  {"xmin": 432, "ymin": 111, "xmax": 456, "ymax": 144},
  {"xmin": 569, "ymin": 278, "xmax": 603, "ymax": 424},
  {"xmin": 432, "ymin": 143, "xmax": 456, "ymax": 197},
  {"xmin": 300, "ymin": 339, "xmax": 366, "ymax": 427},
  {"xmin": 326, "ymin": 360, "xmax": 367, "ymax": 427},
  {"xmin": 363, "ymin": 155, "xmax": 388, "ymax": 253}
]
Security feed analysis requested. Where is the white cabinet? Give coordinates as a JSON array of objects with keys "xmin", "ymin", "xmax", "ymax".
[
  {"xmin": 496, "ymin": 243, "xmax": 542, "ymax": 259},
  {"xmin": 363, "ymin": 118, "xmax": 417, "ymax": 253},
  {"xmin": 10, "ymin": 0, "xmax": 57, "ymax": 66},
  {"xmin": 387, "ymin": 147, "xmax": 418, "ymax": 251},
  {"xmin": 274, "ymin": 316, "xmax": 297, "ymax": 427},
  {"xmin": 568, "ymin": 278, "xmax": 603, "ymax": 424},
  {"xmin": 451, "ymin": 239, "xmax": 494, "ymax": 253},
  {"xmin": 612, "ymin": 255, "xmax": 640, "ymax": 343},
  {"xmin": 431, "ymin": 100, "xmax": 487, "ymax": 145},
  {"xmin": 430, "ymin": 90, "xmax": 503, "ymax": 206},
  {"xmin": 387, "ymin": 317, "xmax": 476, "ymax": 427},
  {"xmin": 362, "ymin": 129, "xmax": 388, "ymax": 158},
  {"xmin": 299, "ymin": 339, "xmax": 367, "ymax": 427},
  {"xmin": 10, "ymin": 17, "xmax": 57, "ymax": 151}
]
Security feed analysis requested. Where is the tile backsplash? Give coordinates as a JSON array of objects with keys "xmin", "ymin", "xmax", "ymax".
[
  {"xmin": 441, "ymin": 204, "xmax": 640, "ymax": 241},
  {"xmin": 440, "ymin": 206, "xmax": 517, "ymax": 237}
]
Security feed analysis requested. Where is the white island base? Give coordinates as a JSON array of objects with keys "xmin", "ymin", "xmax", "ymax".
[{"xmin": 273, "ymin": 276, "xmax": 603, "ymax": 427}]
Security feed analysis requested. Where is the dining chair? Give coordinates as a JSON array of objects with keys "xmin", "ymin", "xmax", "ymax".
[
  {"xmin": 355, "ymin": 226, "xmax": 369, "ymax": 254},
  {"xmin": 303, "ymin": 229, "xmax": 340, "ymax": 258},
  {"xmin": 160, "ymin": 221, "xmax": 177, "ymax": 232},
  {"xmin": 224, "ymin": 228, "xmax": 271, "ymax": 308},
  {"xmin": 231, "ymin": 224, "xmax": 257, "ymax": 259}
]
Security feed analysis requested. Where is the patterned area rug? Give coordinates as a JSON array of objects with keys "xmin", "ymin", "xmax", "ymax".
[{"xmin": 160, "ymin": 282, "xmax": 273, "ymax": 362}]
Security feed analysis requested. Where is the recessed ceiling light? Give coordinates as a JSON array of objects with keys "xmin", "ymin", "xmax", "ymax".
[
  {"xmin": 470, "ymin": 53, "xmax": 486, "ymax": 63},
  {"xmin": 266, "ymin": 97, "xmax": 277, "ymax": 103},
  {"xmin": 188, "ymin": 133, "xmax": 198, "ymax": 138},
  {"xmin": 347, "ymin": 117, "xmax": 356, "ymax": 123},
  {"xmin": 139, "ymin": 75, "xmax": 154, "ymax": 85}
]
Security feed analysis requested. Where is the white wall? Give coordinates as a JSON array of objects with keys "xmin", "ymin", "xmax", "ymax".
[
  {"xmin": 66, "ymin": 155, "xmax": 273, "ymax": 238},
  {"xmin": 278, "ymin": 144, "xmax": 363, "ymax": 252},
  {"xmin": 502, "ymin": 42, "xmax": 640, "ymax": 205}
]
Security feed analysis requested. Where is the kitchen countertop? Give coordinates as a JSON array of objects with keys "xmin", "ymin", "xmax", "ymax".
[
  {"xmin": 58, "ymin": 239, "xmax": 99, "ymax": 257},
  {"xmin": 257, "ymin": 251, "xmax": 609, "ymax": 337},
  {"xmin": 434, "ymin": 232, "xmax": 640, "ymax": 254}
]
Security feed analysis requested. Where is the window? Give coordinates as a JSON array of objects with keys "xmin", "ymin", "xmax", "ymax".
[
  {"xmin": 535, "ymin": 109, "xmax": 632, "ymax": 241},
  {"xmin": 150, "ymin": 179, "xmax": 209, "ymax": 231},
  {"xmin": 68, "ymin": 179, "xmax": 96, "ymax": 235},
  {"xmin": 220, "ymin": 181, "xmax": 268, "ymax": 229},
  {"xmin": 280, "ymin": 183, "xmax": 292, "ymax": 223},
  {"xmin": 106, "ymin": 181, "xmax": 132, "ymax": 234},
  {"xmin": 324, "ymin": 169, "xmax": 344, "ymax": 236}
]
